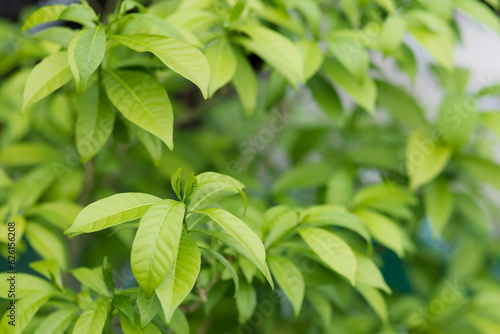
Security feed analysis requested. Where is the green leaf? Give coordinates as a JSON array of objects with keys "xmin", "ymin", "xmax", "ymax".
[
  {"xmin": 356, "ymin": 210, "xmax": 405, "ymax": 257},
  {"xmin": 131, "ymin": 199, "xmax": 185, "ymax": 297},
  {"xmin": 480, "ymin": 112, "xmax": 500, "ymax": 138},
  {"xmin": 268, "ymin": 256, "xmax": 304, "ymax": 317},
  {"xmin": 340, "ymin": 0, "xmax": 359, "ymax": 26},
  {"xmin": 72, "ymin": 297, "xmax": 110, "ymax": 334},
  {"xmin": 76, "ymin": 83, "xmax": 115, "ymax": 163},
  {"xmin": 378, "ymin": 15, "xmax": 406, "ymax": 54},
  {"xmin": 201, "ymin": 247, "xmax": 239, "ymax": 296},
  {"xmin": 431, "ymin": 65, "xmax": 470, "ymax": 93},
  {"xmin": 410, "ymin": 28, "xmax": 454, "ymax": 70},
  {"xmin": 25, "ymin": 222, "xmax": 67, "ymax": 270},
  {"xmin": 455, "ymin": 0, "xmax": 500, "ymax": 32},
  {"xmin": 125, "ymin": 119, "xmax": 163, "ymax": 166},
  {"xmin": 137, "ymin": 288, "xmax": 161, "ymax": 328},
  {"xmin": 21, "ymin": 5, "xmax": 68, "ymax": 32},
  {"xmin": 232, "ymin": 47, "xmax": 257, "ymax": 116},
  {"xmin": 188, "ymin": 172, "xmax": 245, "ymax": 211},
  {"xmin": 118, "ymin": 311, "xmax": 144, "ymax": 334},
  {"xmin": 71, "ymin": 267, "xmax": 111, "ymax": 296},
  {"xmin": 0, "ymin": 273, "xmax": 55, "ymax": 299},
  {"xmin": 298, "ymin": 227, "xmax": 357, "ymax": 284},
  {"xmin": 0, "ymin": 142, "xmax": 62, "ymax": 166},
  {"xmin": 322, "ymin": 59, "xmax": 376, "ymax": 114},
  {"xmin": 171, "ymin": 168, "xmax": 182, "ymax": 201},
  {"xmin": 168, "ymin": 309, "xmax": 190, "ymax": 334},
  {"xmin": 33, "ymin": 307, "xmax": 78, "ymax": 334},
  {"xmin": 156, "ymin": 230, "xmax": 201, "ymax": 322},
  {"xmin": 102, "ymin": 69, "xmax": 174, "ymax": 149},
  {"xmin": 263, "ymin": 206, "xmax": 299, "ymax": 248},
  {"xmin": 22, "ymin": 51, "xmax": 73, "ymax": 111},
  {"xmin": 437, "ymin": 94, "xmax": 477, "ymax": 148},
  {"xmin": 356, "ymin": 283, "xmax": 388, "ymax": 323},
  {"xmin": 424, "ymin": 178, "xmax": 454, "ymax": 238},
  {"xmin": 114, "ymin": 295, "xmax": 135, "ymax": 325},
  {"xmin": 102, "ymin": 257, "xmax": 115, "ymax": 293},
  {"xmin": 355, "ymin": 255, "xmax": 391, "ymax": 293},
  {"xmin": 29, "ymin": 259, "xmax": 63, "ymax": 288},
  {"xmin": 233, "ymin": 25, "xmax": 303, "ymax": 87},
  {"xmin": 235, "ymin": 279, "xmax": 256, "ymax": 324},
  {"xmin": 183, "ymin": 172, "xmax": 198, "ymax": 201},
  {"xmin": 455, "ymin": 155, "xmax": 500, "ymax": 190},
  {"xmin": 406, "ymin": 128, "xmax": 451, "ymax": 190},
  {"xmin": 272, "ymin": 161, "xmax": 335, "ymax": 193},
  {"xmin": 112, "ymin": 34, "xmax": 210, "ymax": 98},
  {"xmin": 308, "ymin": 75, "xmax": 343, "ymax": 124},
  {"xmin": 65, "ymin": 193, "xmax": 162, "ymax": 235},
  {"xmin": 206, "ymin": 38, "xmax": 236, "ymax": 97},
  {"xmin": 297, "ymin": 40, "xmax": 324, "ymax": 81},
  {"xmin": 68, "ymin": 25, "xmax": 106, "ymax": 90},
  {"xmin": 326, "ymin": 30, "xmax": 369, "ymax": 79},
  {"xmin": 26, "ymin": 201, "xmax": 83, "ymax": 230},
  {"xmin": 191, "ymin": 208, "xmax": 273, "ymax": 288},
  {"xmin": 59, "ymin": 3, "xmax": 98, "ymax": 28}
]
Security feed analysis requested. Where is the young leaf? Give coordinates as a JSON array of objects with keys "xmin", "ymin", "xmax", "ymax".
[
  {"xmin": 137, "ymin": 288, "xmax": 161, "ymax": 328},
  {"xmin": 326, "ymin": 31, "xmax": 369, "ymax": 79},
  {"xmin": 76, "ymin": 83, "xmax": 115, "ymax": 163},
  {"xmin": 355, "ymin": 255, "xmax": 391, "ymax": 293},
  {"xmin": 102, "ymin": 69, "xmax": 174, "ymax": 149},
  {"xmin": 22, "ymin": 51, "xmax": 73, "ymax": 111},
  {"xmin": 72, "ymin": 297, "xmax": 110, "ymax": 334},
  {"xmin": 21, "ymin": 5, "xmax": 68, "ymax": 32},
  {"xmin": 182, "ymin": 172, "xmax": 198, "ymax": 201},
  {"xmin": 59, "ymin": 3, "xmax": 98, "ymax": 28},
  {"xmin": 191, "ymin": 208, "xmax": 273, "ymax": 288},
  {"xmin": 112, "ymin": 34, "xmax": 210, "ymax": 98},
  {"xmin": 171, "ymin": 168, "xmax": 182, "ymax": 201},
  {"xmin": 298, "ymin": 227, "xmax": 357, "ymax": 284},
  {"xmin": 406, "ymin": 128, "xmax": 451, "ymax": 190},
  {"xmin": 268, "ymin": 256, "xmax": 305, "ymax": 317},
  {"xmin": 65, "ymin": 193, "xmax": 162, "ymax": 235},
  {"xmin": 356, "ymin": 210, "xmax": 405, "ymax": 258},
  {"xmin": 423, "ymin": 178, "xmax": 454, "ymax": 238},
  {"xmin": 25, "ymin": 222, "xmax": 67, "ymax": 270},
  {"xmin": 33, "ymin": 307, "xmax": 78, "ymax": 334},
  {"xmin": 71, "ymin": 267, "xmax": 111, "ymax": 296},
  {"xmin": 68, "ymin": 25, "xmax": 106, "ymax": 90},
  {"xmin": 131, "ymin": 199, "xmax": 185, "ymax": 297},
  {"xmin": 297, "ymin": 40, "xmax": 324, "ymax": 81},
  {"xmin": 156, "ymin": 230, "xmax": 201, "ymax": 322},
  {"xmin": 114, "ymin": 295, "xmax": 135, "ymax": 325},
  {"xmin": 264, "ymin": 206, "xmax": 299, "ymax": 248},
  {"xmin": 235, "ymin": 279, "xmax": 256, "ymax": 324},
  {"xmin": 29, "ymin": 259, "xmax": 63, "ymax": 288},
  {"xmin": 206, "ymin": 38, "xmax": 237, "ymax": 97},
  {"xmin": 231, "ymin": 46, "xmax": 257, "ymax": 116},
  {"xmin": 356, "ymin": 283, "xmax": 388, "ymax": 323},
  {"xmin": 233, "ymin": 25, "xmax": 303, "ymax": 87}
]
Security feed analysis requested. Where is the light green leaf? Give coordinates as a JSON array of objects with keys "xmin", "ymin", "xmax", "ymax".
[
  {"xmin": 322, "ymin": 59, "xmax": 376, "ymax": 114},
  {"xmin": 424, "ymin": 178, "xmax": 454, "ymax": 238},
  {"xmin": 126, "ymin": 119, "xmax": 163, "ymax": 166},
  {"xmin": 455, "ymin": 155, "xmax": 500, "ymax": 190},
  {"xmin": 206, "ymin": 38, "xmax": 236, "ymax": 97},
  {"xmin": 188, "ymin": 172, "xmax": 245, "ymax": 211},
  {"xmin": 168, "ymin": 309, "xmax": 189, "ymax": 334},
  {"xmin": 72, "ymin": 297, "xmax": 110, "ymax": 334},
  {"xmin": 26, "ymin": 201, "xmax": 83, "ymax": 230},
  {"xmin": 356, "ymin": 209, "xmax": 404, "ymax": 257},
  {"xmin": 102, "ymin": 69, "xmax": 174, "ymax": 149},
  {"xmin": 34, "ymin": 307, "xmax": 78, "ymax": 334},
  {"xmin": 201, "ymin": 247, "xmax": 239, "ymax": 296},
  {"xmin": 76, "ymin": 83, "xmax": 115, "ymax": 163},
  {"xmin": 59, "ymin": 3, "xmax": 98, "ymax": 28},
  {"xmin": 65, "ymin": 193, "xmax": 162, "ymax": 235},
  {"xmin": 0, "ymin": 142, "xmax": 62, "ymax": 166},
  {"xmin": 379, "ymin": 15, "xmax": 406, "ymax": 54},
  {"xmin": 437, "ymin": 94, "xmax": 477, "ymax": 148},
  {"xmin": 68, "ymin": 25, "xmax": 106, "ymax": 90},
  {"xmin": 233, "ymin": 25, "xmax": 303, "ymax": 87},
  {"xmin": 71, "ymin": 267, "xmax": 110, "ymax": 296},
  {"xmin": 131, "ymin": 199, "xmax": 185, "ymax": 297},
  {"xmin": 183, "ymin": 173, "xmax": 198, "ymax": 201},
  {"xmin": 263, "ymin": 206, "xmax": 298, "ymax": 248},
  {"xmin": 191, "ymin": 208, "xmax": 273, "ymax": 288},
  {"xmin": 272, "ymin": 161, "xmax": 335, "ymax": 193},
  {"xmin": 480, "ymin": 112, "xmax": 500, "ymax": 138},
  {"xmin": 406, "ymin": 128, "xmax": 451, "ymax": 190},
  {"xmin": 235, "ymin": 279, "xmax": 256, "ymax": 324},
  {"xmin": 156, "ymin": 230, "xmax": 201, "ymax": 322},
  {"xmin": 431, "ymin": 65, "xmax": 470, "ymax": 93},
  {"xmin": 298, "ymin": 227, "xmax": 357, "ymax": 284},
  {"xmin": 268, "ymin": 256, "xmax": 304, "ymax": 317},
  {"xmin": 0, "ymin": 273, "xmax": 55, "ymax": 299},
  {"xmin": 25, "ymin": 222, "xmax": 67, "ymax": 270},
  {"xmin": 118, "ymin": 311, "xmax": 144, "ymax": 334},
  {"xmin": 22, "ymin": 51, "xmax": 73, "ymax": 111},
  {"xmin": 297, "ymin": 40, "xmax": 324, "ymax": 81},
  {"xmin": 171, "ymin": 168, "xmax": 182, "ymax": 201},
  {"xmin": 137, "ymin": 288, "xmax": 161, "ymax": 328},
  {"xmin": 308, "ymin": 75, "xmax": 343, "ymax": 123},
  {"xmin": 356, "ymin": 283, "xmax": 388, "ymax": 323},
  {"xmin": 410, "ymin": 28, "xmax": 454, "ymax": 70},
  {"xmin": 327, "ymin": 30, "xmax": 369, "ymax": 79},
  {"xmin": 340, "ymin": 0, "xmax": 359, "ymax": 26},
  {"xmin": 112, "ymin": 34, "xmax": 210, "ymax": 98},
  {"xmin": 455, "ymin": 0, "xmax": 500, "ymax": 32},
  {"xmin": 21, "ymin": 5, "xmax": 68, "ymax": 32},
  {"xmin": 232, "ymin": 47, "xmax": 257, "ymax": 116},
  {"xmin": 355, "ymin": 255, "xmax": 391, "ymax": 293},
  {"xmin": 114, "ymin": 295, "xmax": 135, "ymax": 325},
  {"xmin": 29, "ymin": 259, "xmax": 63, "ymax": 288}
]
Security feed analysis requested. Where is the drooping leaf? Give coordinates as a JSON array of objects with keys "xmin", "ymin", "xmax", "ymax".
[
  {"xmin": 326, "ymin": 30, "xmax": 369, "ymax": 79},
  {"xmin": 410, "ymin": 28, "xmax": 454, "ymax": 70},
  {"xmin": 59, "ymin": 3, "xmax": 98, "ymax": 28},
  {"xmin": 308, "ymin": 75, "xmax": 343, "ymax": 124},
  {"xmin": 263, "ymin": 205, "xmax": 298, "ymax": 248},
  {"xmin": 72, "ymin": 297, "xmax": 110, "ymax": 334},
  {"xmin": 235, "ymin": 279, "xmax": 256, "ymax": 324},
  {"xmin": 102, "ymin": 69, "xmax": 174, "ymax": 149},
  {"xmin": 65, "ymin": 193, "xmax": 162, "ymax": 235},
  {"xmin": 231, "ymin": 47, "xmax": 257, "ymax": 116},
  {"xmin": 356, "ymin": 210, "xmax": 405, "ymax": 257},
  {"xmin": 298, "ymin": 227, "xmax": 357, "ymax": 284},
  {"xmin": 22, "ymin": 51, "xmax": 73, "ymax": 111},
  {"xmin": 125, "ymin": 119, "xmax": 163, "ymax": 166},
  {"xmin": 112, "ymin": 34, "xmax": 210, "ymax": 98},
  {"xmin": 137, "ymin": 288, "xmax": 161, "ymax": 328},
  {"xmin": 355, "ymin": 255, "xmax": 391, "ymax": 294},
  {"xmin": 21, "ymin": 5, "xmax": 68, "ymax": 32},
  {"xmin": 423, "ymin": 177, "xmax": 454, "ymax": 238},
  {"xmin": 455, "ymin": 0, "xmax": 500, "ymax": 32},
  {"xmin": 33, "ymin": 307, "xmax": 78, "ymax": 334},
  {"xmin": 268, "ymin": 256, "xmax": 305, "ymax": 317},
  {"xmin": 378, "ymin": 15, "xmax": 406, "ymax": 53},
  {"xmin": 297, "ymin": 40, "xmax": 324, "ymax": 81},
  {"xmin": 206, "ymin": 38, "xmax": 237, "ymax": 97},
  {"xmin": 191, "ymin": 208, "xmax": 273, "ymax": 287},
  {"xmin": 406, "ymin": 128, "xmax": 451, "ymax": 190},
  {"xmin": 201, "ymin": 247, "xmax": 239, "ymax": 296},
  {"xmin": 71, "ymin": 267, "xmax": 111, "ymax": 296},
  {"xmin": 156, "ymin": 230, "xmax": 201, "ymax": 322},
  {"xmin": 68, "ymin": 25, "xmax": 106, "ymax": 90},
  {"xmin": 356, "ymin": 283, "xmax": 388, "ymax": 323},
  {"xmin": 29, "ymin": 259, "xmax": 63, "ymax": 288},
  {"xmin": 25, "ymin": 222, "xmax": 67, "ymax": 270},
  {"xmin": 131, "ymin": 199, "xmax": 185, "ymax": 297}
]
